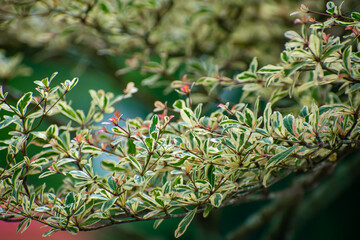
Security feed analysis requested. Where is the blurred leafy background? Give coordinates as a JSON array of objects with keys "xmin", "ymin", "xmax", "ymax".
[{"xmin": 1, "ymin": 0, "xmax": 360, "ymax": 239}]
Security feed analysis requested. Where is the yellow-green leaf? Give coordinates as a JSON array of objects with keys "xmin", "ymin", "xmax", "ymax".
[{"xmin": 175, "ymin": 207, "xmax": 197, "ymax": 238}]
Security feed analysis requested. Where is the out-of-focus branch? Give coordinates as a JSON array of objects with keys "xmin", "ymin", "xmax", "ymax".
[{"xmin": 226, "ymin": 142, "xmax": 360, "ymax": 240}]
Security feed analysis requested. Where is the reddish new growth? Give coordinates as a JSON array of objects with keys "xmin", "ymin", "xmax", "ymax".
[
  {"xmin": 294, "ymin": 16, "xmax": 316, "ymax": 24},
  {"xmin": 109, "ymin": 117, "xmax": 117, "ymax": 124},
  {"xmin": 109, "ymin": 110, "xmax": 122, "ymax": 125},
  {"xmin": 114, "ymin": 109, "xmax": 121, "ymax": 119},
  {"xmin": 74, "ymin": 133, "xmax": 82, "ymax": 143},
  {"xmin": 181, "ymin": 84, "xmax": 190, "ymax": 94},
  {"xmin": 218, "ymin": 103, "xmax": 236, "ymax": 115},
  {"xmin": 322, "ymin": 33, "xmax": 331, "ymax": 43},
  {"xmin": 48, "ymin": 162, "xmax": 59, "ymax": 173},
  {"xmin": 158, "ymin": 113, "xmax": 166, "ymax": 120},
  {"xmin": 180, "ymin": 74, "xmax": 190, "ymax": 94},
  {"xmin": 101, "ymin": 125, "xmax": 107, "ymax": 132},
  {"xmin": 158, "ymin": 113, "xmax": 175, "ymax": 121},
  {"xmin": 185, "ymin": 165, "xmax": 192, "ymax": 174},
  {"xmin": 345, "ymin": 26, "xmax": 359, "ymax": 36}
]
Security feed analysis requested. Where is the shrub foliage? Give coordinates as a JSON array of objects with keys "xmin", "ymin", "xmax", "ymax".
[{"xmin": 1, "ymin": 1, "xmax": 360, "ymax": 238}]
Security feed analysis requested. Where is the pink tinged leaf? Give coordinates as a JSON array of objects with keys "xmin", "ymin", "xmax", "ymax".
[
  {"xmin": 158, "ymin": 113, "xmax": 166, "ymax": 120},
  {"xmin": 292, "ymin": 120, "xmax": 299, "ymax": 137},
  {"xmin": 114, "ymin": 109, "xmax": 121, "ymax": 119},
  {"xmin": 109, "ymin": 117, "xmax": 117, "ymax": 124},
  {"xmin": 74, "ymin": 133, "xmax": 82, "ymax": 142},
  {"xmin": 180, "ymin": 84, "xmax": 190, "ymax": 94}
]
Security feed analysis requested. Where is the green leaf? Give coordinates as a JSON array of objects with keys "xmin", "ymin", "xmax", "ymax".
[
  {"xmin": 35, "ymin": 206, "xmax": 51, "ymax": 212},
  {"xmin": 66, "ymin": 226, "xmax": 79, "ymax": 235},
  {"xmin": 143, "ymin": 209, "xmax": 163, "ymax": 219},
  {"xmin": 101, "ymin": 197, "xmax": 118, "ymax": 212},
  {"xmin": 101, "ymin": 160, "xmax": 124, "ymax": 172},
  {"xmin": 220, "ymin": 119, "xmax": 240, "ymax": 126},
  {"xmin": 343, "ymin": 45, "xmax": 352, "ymax": 74},
  {"xmin": 262, "ymin": 169, "xmax": 273, "ymax": 187},
  {"xmin": 352, "ymin": 12, "xmax": 360, "ymax": 21},
  {"xmin": 281, "ymin": 51, "xmax": 290, "ymax": 63},
  {"xmin": 127, "ymin": 155, "xmax": 142, "ymax": 173},
  {"xmin": 173, "ymin": 99, "xmax": 186, "ymax": 110},
  {"xmin": 206, "ymin": 164, "xmax": 215, "ymax": 187},
  {"xmin": 194, "ymin": 103, "xmax": 202, "ymax": 120},
  {"xmin": 63, "ymin": 77, "xmax": 79, "ymax": 91},
  {"xmin": 267, "ymin": 145, "xmax": 298, "ymax": 169},
  {"xmin": 283, "ymin": 62, "xmax": 308, "ymax": 78},
  {"xmin": 100, "ymin": 2, "xmax": 110, "ymax": 13},
  {"xmin": 143, "ymin": 61, "xmax": 163, "ymax": 73},
  {"xmin": 127, "ymin": 138, "xmax": 136, "ymax": 155},
  {"xmin": 68, "ymin": 170, "xmax": 90, "ymax": 179},
  {"xmin": 153, "ymin": 219, "xmax": 164, "ymax": 230},
  {"xmin": 249, "ymin": 57, "xmax": 258, "ymax": 73},
  {"xmin": 253, "ymin": 97, "xmax": 260, "ymax": 120},
  {"xmin": 210, "ymin": 193, "xmax": 223, "ymax": 208},
  {"xmin": 108, "ymin": 177, "xmax": 118, "ymax": 192},
  {"xmin": 58, "ymin": 102, "xmax": 80, "ymax": 123},
  {"xmin": 145, "ymin": 137, "xmax": 154, "ymax": 151},
  {"xmin": 271, "ymin": 111, "xmax": 283, "ymax": 129},
  {"xmin": 258, "ymin": 65, "xmax": 283, "ymax": 73},
  {"xmin": 30, "ymin": 131, "xmax": 47, "ymax": 140},
  {"xmin": 74, "ymin": 205, "xmax": 85, "ymax": 216},
  {"xmin": 258, "ymin": 137, "xmax": 273, "ymax": 144},
  {"xmin": 284, "ymin": 30, "xmax": 303, "ymax": 41},
  {"xmin": 39, "ymin": 171, "xmax": 56, "ymax": 178},
  {"xmin": 244, "ymin": 108, "xmax": 254, "ymax": 127},
  {"xmin": 333, "ymin": 20, "xmax": 353, "ymax": 26},
  {"xmin": 326, "ymin": 1, "xmax": 336, "ymax": 14},
  {"xmin": 180, "ymin": 108, "xmax": 195, "ymax": 127},
  {"xmin": 175, "ymin": 207, "xmax": 197, "ymax": 238},
  {"xmin": 263, "ymin": 103, "xmax": 272, "ymax": 132},
  {"xmin": 139, "ymin": 193, "xmax": 161, "ymax": 207},
  {"xmin": 43, "ymin": 229, "xmax": 60, "ymax": 237},
  {"xmin": 149, "ymin": 115, "xmax": 159, "ymax": 134},
  {"xmin": 65, "ymin": 192, "xmax": 75, "ymax": 206},
  {"xmin": 203, "ymin": 205, "xmax": 213, "ymax": 218},
  {"xmin": 0, "ymin": 85, "xmax": 7, "ymax": 100},
  {"xmin": 134, "ymin": 174, "xmax": 144, "ymax": 185},
  {"xmin": 222, "ymin": 138, "xmax": 236, "ymax": 151},
  {"xmin": 236, "ymin": 72, "xmax": 257, "ymax": 81},
  {"xmin": 16, "ymin": 218, "xmax": 31, "ymax": 234},
  {"xmin": 309, "ymin": 30, "xmax": 321, "ymax": 57},
  {"xmin": 79, "ymin": 213, "xmax": 102, "ymax": 227},
  {"xmin": 170, "ymin": 169, "xmax": 184, "ymax": 175},
  {"xmin": 197, "ymin": 77, "xmax": 218, "ymax": 85},
  {"xmin": 350, "ymin": 83, "xmax": 360, "ymax": 93},
  {"xmin": 56, "ymin": 158, "xmax": 76, "ymax": 167},
  {"xmin": 49, "ymin": 72, "xmax": 58, "ymax": 83},
  {"xmin": 322, "ymin": 44, "xmax": 343, "ymax": 60},
  {"xmin": 16, "ymin": 92, "xmax": 32, "ymax": 115},
  {"xmin": 255, "ymin": 128, "xmax": 268, "ymax": 136},
  {"xmin": 0, "ymin": 116, "xmax": 17, "ymax": 129},
  {"xmin": 299, "ymin": 106, "xmax": 309, "ymax": 118},
  {"xmin": 174, "ymin": 137, "xmax": 183, "ymax": 145},
  {"xmin": 283, "ymin": 114, "xmax": 296, "ymax": 136}
]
